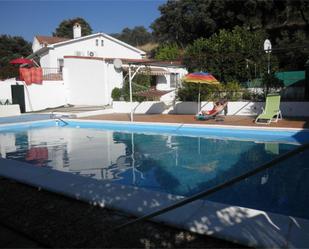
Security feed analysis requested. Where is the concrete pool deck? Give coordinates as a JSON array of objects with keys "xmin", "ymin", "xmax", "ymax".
[
  {"xmin": 0, "ymin": 177, "xmax": 244, "ymax": 248},
  {"xmin": 79, "ymin": 113, "xmax": 309, "ymax": 129}
]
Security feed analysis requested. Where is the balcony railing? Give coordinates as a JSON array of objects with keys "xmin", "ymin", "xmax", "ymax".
[{"xmin": 42, "ymin": 68, "xmax": 63, "ymax": 81}]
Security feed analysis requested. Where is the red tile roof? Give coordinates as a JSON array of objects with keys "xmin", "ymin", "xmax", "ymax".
[{"xmin": 35, "ymin": 36, "xmax": 70, "ymax": 45}]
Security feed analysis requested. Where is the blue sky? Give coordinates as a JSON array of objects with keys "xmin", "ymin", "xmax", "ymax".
[{"xmin": 0, "ymin": 0, "xmax": 165, "ymax": 41}]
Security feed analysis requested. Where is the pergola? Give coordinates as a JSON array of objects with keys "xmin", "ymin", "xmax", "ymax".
[{"xmin": 121, "ymin": 60, "xmax": 181, "ymax": 121}]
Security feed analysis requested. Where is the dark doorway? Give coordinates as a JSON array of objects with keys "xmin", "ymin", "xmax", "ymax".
[
  {"xmin": 150, "ymin": 75, "xmax": 157, "ymax": 88},
  {"xmin": 11, "ymin": 85, "xmax": 25, "ymax": 113}
]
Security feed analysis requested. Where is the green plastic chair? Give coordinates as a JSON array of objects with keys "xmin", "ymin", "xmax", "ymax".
[{"xmin": 255, "ymin": 94, "xmax": 282, "ymax": 124}]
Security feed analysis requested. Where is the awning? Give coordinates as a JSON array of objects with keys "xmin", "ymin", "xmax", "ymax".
[{"xmin": 122, "ymin": 65, "xmax": 171, "ymax": 76}]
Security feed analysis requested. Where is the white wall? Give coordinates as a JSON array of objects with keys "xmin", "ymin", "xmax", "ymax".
[
  {"xmin": 39, "ymin": 52, "xmax": 50, "ymax": 68},
  {"xmin": 0, "ymin": 105, "xmax": 21, "ymax": 117},
  {"xmin": 155, "ymin": 67, "xmax": 187, "ymax": 103},
  {"xmin": 156, "ymin": 75, "xmax": 169, "ymax": 90},
  {"xmin": 22, "ymin": 81, "xmax": 66, "ymax": 112},
  {"xmin": 112, "ymin": 101, "xmax": 309, "ymax": 117},
  {"xmin": 42, "ymin": 35, "xmax": 143, "ymax": 68},
  {"xmin": 0, "ymin": 79, "xmax": 15, "ymax": 102},
  {"xmin": 64, "ymin": 57, "xmax": 122, "ymax": 106},
  {"xmin": 32, "ymin": 37, "xmax": 43, "ymax": 53},
  {"xmin": 113, "ymin": 101, "xmax": 167, "ymax": 114},
  {"xmin": 160, "ymin": 91, "xmax": 176, "ymax": 104},
  {"xmin": 0, "ymin": 79, "xmax": 66, "ymax": 112},
  {"xmin": 156, "ymin": 67, "xmax": 188, "ymax": 91}
]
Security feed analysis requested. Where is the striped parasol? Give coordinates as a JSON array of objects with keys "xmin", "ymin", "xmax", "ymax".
[
  {"xmin": 183, "ymin": 72, "xmax": 220, "ymax": 85},
  {"xmin": 183, "ymin": 72, "xmax": 220, "ymax": 113}
]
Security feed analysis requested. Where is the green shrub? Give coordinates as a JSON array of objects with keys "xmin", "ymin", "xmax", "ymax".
[
  {"xmin": 242, "ymin": 89, "xmax": 264, "ymax": 101},
  {"xmin": 261, "ymin": 73, "xmax": 284, "ymax": 98},
  {"xmin": 224, "ymin": 81, "xmax": 242, "ymax": 101},
  {"xmin": 121, "ymin": 72, "xmax": 153, "ymax": 102},
  {"xmin": 111, "ymin": 87, "xmax": 121, "ymax": 101},
  {"xmin": 0, "ymin": 65, "xmax": 18, "ymax": 80}
]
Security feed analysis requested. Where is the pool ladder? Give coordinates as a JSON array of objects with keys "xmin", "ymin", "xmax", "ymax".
[
  {"xmin": 50, "ymin": 112, "xmax": 68, "ymax": 126},
  {"xmin": 115, "ymin": 142, "xmax": 309, "ymax": 230}
]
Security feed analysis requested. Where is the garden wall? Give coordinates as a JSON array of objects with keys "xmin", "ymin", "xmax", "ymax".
[
  {"xmin": 112, "ymin": 101, "xmax": 309, "ymax": 117},
  {"xmin": 0, "ymin": 105, "xmax": 21, "ymax": 117},
  {"xmin": 0, "ymin": 79, "xmax": 66, "ymax": 113},
  {"xmin": 21, "ymin": 80, "xmax": 66, "ymax": 112}
]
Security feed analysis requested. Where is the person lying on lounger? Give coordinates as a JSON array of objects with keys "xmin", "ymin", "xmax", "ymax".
[{"xmin": 196, "ymin": 100, "xmax": 228, "ymax": 120}]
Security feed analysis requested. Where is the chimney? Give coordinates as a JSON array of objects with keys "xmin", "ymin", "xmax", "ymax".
[{"xmin": 73, "ymin": 23, "xmax": 81, "ymax": 39}]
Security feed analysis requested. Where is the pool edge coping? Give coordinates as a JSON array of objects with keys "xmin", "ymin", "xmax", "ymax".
[
  {"xmin": 0, "ymin": 118, "xmax": 308, "ymax": 132},
  {"xmin": 0, "ymin": 158, "xmax": 308, "ymax": 248}
]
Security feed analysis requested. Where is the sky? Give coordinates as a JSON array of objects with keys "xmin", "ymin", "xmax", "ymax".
[{"xmin": 0, "ymin": 0, "xmax": 165, "ymax": 42}]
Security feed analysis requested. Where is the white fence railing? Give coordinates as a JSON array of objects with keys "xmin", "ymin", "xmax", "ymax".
[{"xmin": 42, "ymin": 68, "xmax": 63, "ymax": 81}]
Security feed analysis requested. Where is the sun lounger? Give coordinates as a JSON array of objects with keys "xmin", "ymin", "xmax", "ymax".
[
  {"xmin": 195, "ymin": 101, "xmax": 228, "ymax": 121},
  {"xmin": 255, "ymin": 94, "xmax": 282, "ymax": 124}
]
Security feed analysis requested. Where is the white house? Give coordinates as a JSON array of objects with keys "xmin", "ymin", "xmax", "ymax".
[
  {"xmin": 0, "ymin": 24, "xmax": 187, "ymax": 113},
  {"xmin": 31, "ymin": 23, "xmax": 146, "ymax": 70}
]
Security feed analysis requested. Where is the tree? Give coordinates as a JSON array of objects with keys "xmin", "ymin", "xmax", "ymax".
[
  {"xmin": 53, "ymin": 17, "xmax": 92, "ymax": 38},
  {"xmin": 110, "ymin": 26, "xmax": 154, "ymax": 47},
  {"xmin": 152, "ymin": 0, "xmax": 309, "ymax": 46},
  {"xmin": 151, "ymin": 0, "xmax": 309, "ymax": 70},
  {"xmin": 0, "ymin": 35, "xmax": 32, "ymax": 79},
  {"xmin": 183, "ymin": 26, "xmax": 278, "ymax": 84},
  {"xmin": 154, "ymin": 43, "xmax": 181, "ymax": 60}
]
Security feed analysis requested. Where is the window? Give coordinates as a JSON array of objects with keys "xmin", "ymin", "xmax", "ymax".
[
  {"xmin": 95, "ymin": 39, "xmax": 98, "ymax": 46},
  {"xmin": 101, "ymin": 40, "xmax": 104, "ymax": 46},
  {"xmin": 57, "ymin": 59, "xmax": 64, "ymax": 73},
  {"xmin": 170, "ymin": 73, "xmax": 178, "ymax": 88}
]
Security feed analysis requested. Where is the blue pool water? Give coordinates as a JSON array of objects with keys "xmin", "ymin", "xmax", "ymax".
[{"xmin": 1, "ymin": 121, "xmax": 309, "ymax": 219}]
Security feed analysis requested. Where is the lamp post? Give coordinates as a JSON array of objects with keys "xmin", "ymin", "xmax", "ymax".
[{"xmin": 264, "ymin": 39, "xmax": 272, "ymax": 74}]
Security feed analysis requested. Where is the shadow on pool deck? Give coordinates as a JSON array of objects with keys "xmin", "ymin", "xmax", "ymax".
[
  {"xmin": 0, "ymin": 177, "xmax": 246, "ymax": 248},
  {"xmin": 79, "ymin": 114, "xmax": 309, "ymax": 129}
]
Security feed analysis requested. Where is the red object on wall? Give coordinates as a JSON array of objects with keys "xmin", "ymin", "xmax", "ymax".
[
  {"xmin": 19, "ymin": 68, "xmax": 25, "ymax": 81},
  {"xmin": 19, "ymin": 67, "xmax": 43, "ymax": 85},
  {"xmin": 10, "ymin": 58, "xmax": 34, "ymax": 65},
  {"xmin": 19, "ymin": 68, "xmax": 32, "ymax": 85},
  {"xmin": 30, "ymin": 67, "xmax": 43, "ymax": 84}
]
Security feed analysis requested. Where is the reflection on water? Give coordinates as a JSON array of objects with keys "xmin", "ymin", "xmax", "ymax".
[{"xmin": 1, "ymin": 126, "xmax": 308, "ymax": 219}]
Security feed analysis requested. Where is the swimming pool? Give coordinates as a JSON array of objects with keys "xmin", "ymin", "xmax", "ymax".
[{"xmin": 1, "ymin": 119, "xmax": 309, "ymax": 248}]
